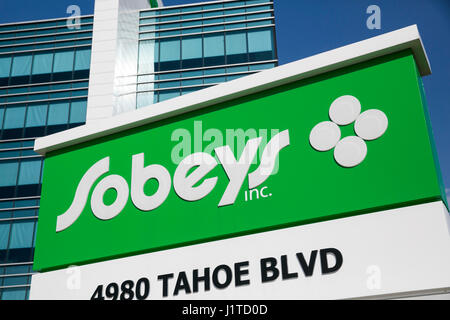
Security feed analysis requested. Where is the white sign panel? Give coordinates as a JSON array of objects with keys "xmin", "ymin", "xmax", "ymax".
[{"xmin": 30, "ymin": 201, "xmax": 450, "ymax": 300}]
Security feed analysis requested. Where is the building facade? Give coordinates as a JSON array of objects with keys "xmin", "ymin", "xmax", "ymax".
[
  {"xmin": 0, "ymin": 0, "xmax": 278, "ymax": 300},
  {"xmin": 0, "ymin": 15, "xmax": 93, "ymax": 300},
  {"xmin": 86, "ymin": 0, "xmax": 277, "ymax": 122}
]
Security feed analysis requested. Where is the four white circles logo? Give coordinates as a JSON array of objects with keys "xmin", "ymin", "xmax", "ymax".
[{"xmin": 309, "ymin": 95, "xmax": 388, "ymax": 168}]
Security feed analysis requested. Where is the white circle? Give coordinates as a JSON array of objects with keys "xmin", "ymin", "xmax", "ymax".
[
  {"xmin": 309, "ymin": 121, "xmax": 341, "ymax": 152},
  {"xmin": 334, "ymin": 136, "xmax": 367, "ymax": 168},
  {"xmin": 91, "ymin": 175, "xmax": 129, "ymax": 221},
  {"xmin": 329, "ymin": 95, "xmax": 362, "ymax": 126},
  {"xmin": 355, "ymin": 109, "xmax": 388, "ymax": 141}
]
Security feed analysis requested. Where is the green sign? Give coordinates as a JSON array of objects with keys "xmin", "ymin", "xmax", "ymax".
[
  {"xmin": 34, "ymin": 51, "xmax": 445, "ymax": 271},
  {"xmin": 148, "ymin": 0, "xmax": 161, "ymax": 9}
]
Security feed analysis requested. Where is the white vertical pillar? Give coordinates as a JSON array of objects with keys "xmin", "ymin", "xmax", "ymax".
[{"xmin": 86, "ymin": 0, "xmax": 151, "ymax": 124}]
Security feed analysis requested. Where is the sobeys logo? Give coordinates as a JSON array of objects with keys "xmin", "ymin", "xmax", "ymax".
[
  {"xmin": 309, "ymin": 95, "xmax": 388, "ymax": 167},
  {"xmin": 56, "ymin": 130, "xmax": 290, "ymax": 232}
]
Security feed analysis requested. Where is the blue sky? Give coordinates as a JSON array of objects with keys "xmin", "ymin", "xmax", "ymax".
[{"xmin": 1, "ymin": 0, "xmax": 449, "ymax": 198}]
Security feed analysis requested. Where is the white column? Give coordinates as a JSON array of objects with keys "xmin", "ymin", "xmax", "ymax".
[{"xmin": 86, "ymin": 0, "xmax": 151, "ymax": 124}]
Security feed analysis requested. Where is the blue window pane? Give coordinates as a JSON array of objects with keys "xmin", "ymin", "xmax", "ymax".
[
  {"xmin": 205, "ymin": 76, "xmax": 226, "ymax": 84},
  {"xmin": 205, "ymin": 68, "xmax": 225, "ymax": 75},
  {"xmin": 14, "ymin": 199, "xmax": 37, "ymax": 208},
  {"xmin": 18, "ymin": 159, "xmax": 42, "ymax": 185},
  {"xmin": 247, "ymin": 20, "xmax": 271, "ymax": 27},
  {"xmin": 227, "ymin": 74, "xmax": 246, "ymax": 81},
  {"xmin": 53, "ymin": 50, "xmax": 74, "ymax": 73},
  {"xmin": 1, "ymin": 288, "xmax": 27, "ymax": 300},
  {"xmin": 4, "ymin": 276, "xmax": 29, "ymax": 287},
  {"xmin": 159, "ymin": 72, "xmax": 179, "ymax": 80},
  {"xmin": 227, "ymin": 65, "xmax": 248, "ymax": 73},
  {"xmin": 8, "ymin": 87, "xmax": 28, "ymax": 94},
  {"xmin": 0, "ymin": 201, "xmax": 13, "ymax": 209},
  {"xmin": 0, "ymin": 222, "xmax": 10, "ymax": 249},
  {"xmin": 182, "ymin": 36, "xmax": 202, "ymax": 60},
  {"xmin": 11, "ymin": 54, "xmax": 32, "ymax": 77},
  {"xmin": 5, "ymin": 265, "xmax": 30, "ymax": 275},
  {"xmin": 71, "ymin": 89, "xmax": 88, "ymax": 97},
  {"xmin": 74, "ymin": 48, "xmax": 91, "ymax": 71},
  {"xmin": 182, "ymin": 78, "xmax": 203, "ymax": 86},
  {"xmin": 47, "ymin": 102, "xmax": 69, "ymax": 125},
  {"xmin": 159, "ymin": 38, "xmax": 180, "ymax": 62},
  {"xmin": 31, "ymin": 52, "xmax": 53, "ymax": 75},
  {"xmin": 138, "ymin": 40, "xmax": 157, "ymax": 74},
  {"xmin": 4, "ymin": 105, "xmax": 26, "ymax": 129},
  {"xmin": 249, "ymin": 62, "xmax": 275, "ymax": 71},
  {"xmin": 247, "ymin": 28, "xmax": 273, "ymax": 53},
  {"xmin": 159, "ymin": 90, "xmax": 180, "ymax": 102},
  {"xmin": 159, "ymin": 80, "xmax": 179, "ymax": 88},
  {"xmin": 182, "ymin": 70, "xmax": 203, "ymax": 78},
  {"xmin": 226, "ymin": 31, "xmax": 247, "ymax": 55},
  {"xmin": 0, "ymin": 56, "xmax": 11, "ymax": 78},
  {"xmin": 9, "ymin": 221, "xmax": 35, "ymax": 249},
  {"xmin": 25, "ymin": 103, "xmax": 47, "ymax": 127},
  {"xmin": 203, "ymin": 34, "xmax": 225, "ymax": 57},
  {"xmin": 181, "ymin": 87, "xmax": 200, "ymax": 95},
  {"xmin": 140, "ymin": 11, "xmax": 156, "ymax": 18},
  {"xmin": 69, "ymin": 100, "xmax": 87, "ymax": 123},
  {"xmin": 0, "ymin": 161, "xmax": 18, "ymax": 187}
]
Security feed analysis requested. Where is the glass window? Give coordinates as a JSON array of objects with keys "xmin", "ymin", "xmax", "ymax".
[
  {"xmin": 249, "ymin": 62, "xmax": 275, "ymax": 70},
  {"xmin": 3, "ymin": 275, "xmax": 29, "ymax": 286},
  {"xmin": 248, "ymin": 28, "xmax": 273, "ymax": 53},
  {"xmin": 159, "ymin": 38, "xmax": 180, "ymax": 62},
  {"xmin": 9, "ymin": 221, "xmax": 35, "ymax": 249},
  {"xmin": 0, "ymin": 222, "xmax": 10, "ymax": 249},
  {"xmin": 159, "ymin": 89, "xmax": 180, "ymax": 102},
  {"xmin": 4, "ymin": 105, "xmax": 26, "ymax": 129},
  {"xmin": 1, "ymin": 288, "xmax": 27, "ymax": 301},
  {"xmin": 227, "ymin": 65, "xmax": 249, "ymax": 73},
  {"xmin": 204, "ymin": 75, "xmax": 226, "ymax": 84},
  {"xmin": 182, "ymin": 78, "xmax": 202, "ymax": 86},
  {"xmin": 53, "ymin": 50, "xmax": 74, "ymax": 73},
  {"xmin": 181, "ymin": 36, "xmax": 202, "ymax": 60},
  {"xmin": 246, "ymin": 5, "xmax": 271, "ymax": 13},
  {"xmin": 203, "ymin": 34, "xmax": 225, "ymax": 58},
  {"xmin": 31, "ymin": 52, "xmax": 53, "ymax": 75},
  {"xmin": 0, "ymin": 56, "xmax": 12, "ymax": 78},
  {"xmin": 11, "ymin": 54, "xmax": 32, "ymax": 77},
  {"xmin": 226, "ymin": 31, "xmax": 247, "ymax": 55},
  {"xmin": 74, "ymin": 48, "xmax": 91, "ymax": 71},
  {"xmin": 140, "ymin": 11, "xmax": 156, "ymax": 18},
  {"xmin": 182, "ymin": 70, "xmax": 203, "ymax": 78},
  {"xmin": 158, "ymin": 80, "xmax": 179, "ymax": 89},
  {"xmin": 47, "ymin": 102, "xmax": 69, "ymax": 125},
  {"xmin": 14, "ymin": 199, "xmax": 37, "ymax": 208},
  {"xmin": 18, "ymin": 159, "xmax": 42, "ymax": 185},
  {"xmin": 69, "ymin": 100, "xmax": 87, "ymax": 124},
  {"xmin": 25, "ymin": 103, "xmax": 47, "ymax": 127},
  {"xmin": 5, "ymin": 265, "xmax": 29, "ymax": 275},
  {"xmin": 205, "ymin": 68, "xmax": 225, "ymax": 76},
  {"xmin": 0, "ymin": 161, "xmax": 19, "ymax": 187},
  {"xmin": 138, "ymin": 40, "xmax": 157, "ymax": 74}
]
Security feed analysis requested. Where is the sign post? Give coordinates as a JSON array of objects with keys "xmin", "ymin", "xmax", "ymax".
[{"xmin": 30, "ymin": 25, "xmax": 450, "ymax": 300}]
